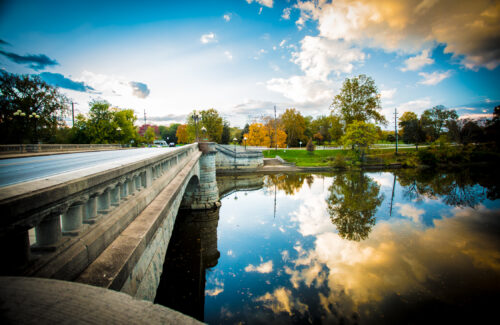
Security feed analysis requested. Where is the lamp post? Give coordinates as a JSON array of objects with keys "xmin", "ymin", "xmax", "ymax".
[
  {"xmin": 29, "ymin": 112, "xmax": 40, "ymax": 143},
  {"xmin": 13, "ymin": 110, "xmax": 26, "ymax": 144},
  {"xmin": 192, "ymin": 111, "xmax": 200, "ymax": 142},
  {"xmin": 116, "ymin": 127, "xmax": 122, "ymax": 145},
  {"xmin": 201, "ymin": 126, "xmax": 207, "ymax": 142},
  {"xmin": 244, "ymin": 137, "xmax": 247, "ymax": 150},
  {"xmin": 233, "ymin": 137, "xmax": 237, "ymax": 168},
  {"xmin": 299, "ymin": 141, "xmax": 302, "ymax": 149}
]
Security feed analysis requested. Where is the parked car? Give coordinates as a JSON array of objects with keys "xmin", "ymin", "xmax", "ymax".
[
  {"xmin": 153, "ymin": 140, "xmax": 168, "ymax": 147},
  {"xmin": 169, "ymin": 142, "xmax": 176, "ymax": 147}
]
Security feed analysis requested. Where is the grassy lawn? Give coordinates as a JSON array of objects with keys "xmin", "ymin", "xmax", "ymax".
[{"xmin": 263, "ymin": 148, "xmax": 418, "ymax": 167}]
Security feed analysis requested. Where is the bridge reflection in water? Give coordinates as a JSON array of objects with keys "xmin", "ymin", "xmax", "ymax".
[{"xmin": 154, "ymin": 207, "xmax": 221, "ymax": 322}]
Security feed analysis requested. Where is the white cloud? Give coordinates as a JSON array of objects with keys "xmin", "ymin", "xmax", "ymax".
[
  {"xmin": 246, "ymin": 0, "xmax": 273, "ymax": 8},
  {"xmin": 398, "ymin": 98, "xmax": 432, "ymax": 114},
  {"xmin": 293, "ymin": 36, "xmax": 366, "ymax": 80},
  {"xmin": 200, "ymin": 32, "xmax": 216, "ymax": 44},
  {"xmin": 223, "ymin": 14, "xmax": 231, "ymax": 22},
  {"xmin": 282, "ymin": 8, "xmax": 292, "ymax": 19},
  {"xmin": 224, "ymin": 51, "xmax": 233, "ymax": 60},
  {"xmin": 245, "ymin": 260, "xmax": 274, "ymax": 273},
  {"xmin": 255, "ymin": 287, "xmax": 308, "ymax": 316},
  {"xmin": 294, "ymin": 0, "xmax": 500, "ymax": 70},
  {"xmin": 418, "ymin": 70, "xmax": 452, "ymax": 85},
  {"xmin": 266, "ymin": 75, "xmax": 333, "ymax": 104},
  {"xmin": 205, "ymin": 287, "xmax": 224, "ymax": 296},
  {"xmin": 395, "ymin": 203, "xmax": 425, "ymax": 223},
  {"xmin": 401, "ymin": 49, "xmax": 435, "ymax": 71},
  {"xmin": 380, "ymin": 88, "xmax": 397, "ymax": 100},
  {"xmin": 279, "ymin": 39, "xmax": 287, "ymax": 47},
  {"xmin": 258, "ymin": 7, "xmax": 263, "ymax": 15}
]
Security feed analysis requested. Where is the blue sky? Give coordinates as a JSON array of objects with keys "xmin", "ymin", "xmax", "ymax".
[{"xmin": 1, "ymin": 0, "xmax": 499, "ymax": 127}]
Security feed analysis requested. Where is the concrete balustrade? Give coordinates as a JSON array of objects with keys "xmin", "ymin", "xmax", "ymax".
[
  {"xmin": 110, "ymin": 185, "xmax": 121, "ymax": 206},
  {"xmin": 120, "ymin": 182, "xmax": 128, "ymax": 199},
  {"xmin": 62, "ymin": 203, "xmax": 84, "ymax": 234},
  {"xmin": 134, "ymin": 175, "xmax": 142, "ymax": 191}
]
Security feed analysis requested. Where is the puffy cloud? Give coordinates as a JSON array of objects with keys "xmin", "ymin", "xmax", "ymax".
[
  {"xmin": 399, "ymin": 97, "xmax": 432, "ymax": 114},
  {"xmin": 282, "ymin": 8, "xmax": 291, "ymax": 19},
  {"xmin": 418, "ymin": 70, "xmax": 452, "ymax": 85},
  {"xmin": 129, "ymin": 81, "xmax": 150, "ymax": 98},
  {"xmin": 380, "ymin": 88, "xmax": 397, "ymax": 100},
  {"xmin": 245, "ymin": 260, "xmax": 273, "ymax": 273},
  {"xmin": 224, "ymin": 51, "xmax": 233, "ymax": 60},
  {"xmin": 293, "ymin": 36, "xmax": 366, "ymax": 80},
  {"xmin": 147, "ymin": 113, "xmax": 186, "ymax": 123},
  {"xmin": 401, "ymin": 49, "xmax": 435, "ymax": 71},
  {"xmin": 246, "ymin": 0, "xmax": 273, "ymax": 8},
  {"xmin": 279, "ymin": 39, "xmax": 287, "ymax": 47},
  {"xmin": 0, "ymin": 50, "xmax": 58, "ymax": 70},
  {"xmin": 255, "ymin": 287, "xmax": 308, "ymax": 315},
  {"xmin": 294, "ymin": 0, "xmax": 500, "ymax": 70},
  {"xmin": 200, "ymin": 32, "xmax": 216, "ymax": 44},
  {"xmin": 38, "ymin": 72, "xmax": 94, "ymax": 92},
  {"xmin": 223, "ymin": 14, "xmax": 231, "ymax": 22},
  {"xmin": 266, "ymin": 75, "xmax": 334, "ymax": 104},
  {"xmin": 395, "ymin": 203, "xmax": 425, "ymax": 223}
]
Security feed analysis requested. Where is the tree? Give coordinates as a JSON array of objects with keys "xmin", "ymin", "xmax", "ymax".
[
  {"xmin": 341, "ymin": 121, "xmax": 379, "ymax": 161},
  {"xmin": 0, "ymin": 71, "xmax": 69, "ymax": 144},
  {"xmin": 399, "ymin": 111, "xmax": 426, "ymax": 149},
  {"xmin": 421, "ymin": 105, "xmax": 458, "ymax": 141},
  {"xmin": 113, "ymin": 109, "xmax": 138, "ymax": 145},
  {"xmin": 81, "ymin": 100, "xmax": 116, "ymax": 144},
  {"xmin": 280, "ymin": 108, "xmax": 306, "ymax": 147},
  {"xmin": 326, "ymin": 172, "xmax": 384, "ymax": 241},
  {"xmin": 239, "ymin": 123, "xmax": 250, "ymax": 142},
  {"xmin": 331, "ymin": 74, "xmax": 386, "ymax": 128},
  {"xmin": 310, "ymin": 115, "xmax": 332, "ymax": 143},
  {"xmin": 176, "ymin": 124, "xmax": 189, "ymax": 144},
  {"xmin": 221, "ymin": 120, "xmax": 230, "ymax": 144},
  {"xmin": 244, "ymin": 123, "xmax": 270, "ymax": 147},
  {"xmin": 144, "ymin": 126, "xmax": 157, "ymax": 144},
  {"xmin": 313, "ymin": 132, "xmax": 324, "ymax": 145},
  {"xmin": 329, "ymin": 115, "xmax": 344, "ymax": 144},
  {"xmin": 200, "ymin": 108, "xmax": 223, "ymax": 142}
]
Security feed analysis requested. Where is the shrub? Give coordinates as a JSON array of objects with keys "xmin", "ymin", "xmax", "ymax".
[
  {"xmin": 417, "ymin": 149, "xmax": 437, "ymax": 166},
  {"xmin": 332, "ymin": 154, "xmax": 347, "ymax": 168}
]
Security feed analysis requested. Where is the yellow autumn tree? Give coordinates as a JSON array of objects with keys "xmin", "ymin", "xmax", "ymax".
[
  {"xmin": 244, "ymin": 122, "xmax": 287, "ymax": 148},
  {"xmin": 176, "ymin": 124, "xmax": 189, "ymax": 144}
]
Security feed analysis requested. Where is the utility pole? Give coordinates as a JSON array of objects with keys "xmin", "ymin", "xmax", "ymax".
[
  {"xmin": 274, "ymin": 105, "xmax": 278, "ymax": 152},
  {"xmin": 394, "ymin": 107, "xmax": 399, "ymax": 155},
  {"xmin": 71, "ymin": 102, "xmax": 75, "ymax": 127}
]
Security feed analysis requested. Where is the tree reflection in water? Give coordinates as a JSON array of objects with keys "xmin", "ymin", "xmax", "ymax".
[
  {"xmin": 263, "ymin": 173, "xmax": 309, "ymax": 195},
  {"xmin": 326, "ymin": 172, "xmax": 384, "ymax": 241},
  {"xmin": 154, "ymin": 207, "xmax": 220, "ymax": 322},
  {"xmin": 396, "ymin": 168, "xmax": 500, "ymax": 208}
]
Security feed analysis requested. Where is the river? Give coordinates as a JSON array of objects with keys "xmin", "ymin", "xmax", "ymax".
[{"xmin": 155, "ymin": 168, "xmax": 500, "ymax": 324}]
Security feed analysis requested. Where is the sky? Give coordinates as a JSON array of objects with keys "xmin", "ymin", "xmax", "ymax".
[{"xmin": 1, "ymin": 0, "xmax": 499, "ymax": 128}]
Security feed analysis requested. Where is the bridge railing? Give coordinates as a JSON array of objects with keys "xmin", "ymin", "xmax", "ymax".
[
  {"xmin": 0, "ymin": 144, "xmax": 198, "ymax": 276},
  {"xmin": 0, "ymin": 143, "xmax": 123, "ymax": 154}
]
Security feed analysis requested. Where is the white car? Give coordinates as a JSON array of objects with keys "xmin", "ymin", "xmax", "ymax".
[{"xmin": 153, "ymin": 140, "xmax": 168, "ymax": 147}]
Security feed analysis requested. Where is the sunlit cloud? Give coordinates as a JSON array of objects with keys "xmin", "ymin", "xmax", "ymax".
[
  {"xmin": 282, "ymin": 8, "xmax": 291, "ymax": 19},
  {"xmin": 418, "ymin": 70, "xmax": 453, "ymax": 85},
  {"xmin": 245, "ymin": 260, "xmax": 274, "ymax": 273},
  {"xmin": 246, "ymin": 0, "xmax": 273, "ymax": 9},
  {"xmin": 255, "ymin": 287, "xmax": 308, "ymax": 316},
  {"xmin": 401, "ymin": 49, "xmax": 435, "ymax": 72},
  {"xmin": 223, "ymin": 13, "xmax": 232, "ymax": 22},
  {"xmin": 206, "ymin": 287, "xmax": 224, "ymax": 296},
  {"xmin": 395, "ymin": 203, "xmax": 425, "ymax": 223}
]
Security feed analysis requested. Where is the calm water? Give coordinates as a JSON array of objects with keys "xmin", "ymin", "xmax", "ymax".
[{"xmin": 155, "ymin": 169, "xmax": 500, "ymax": 324}]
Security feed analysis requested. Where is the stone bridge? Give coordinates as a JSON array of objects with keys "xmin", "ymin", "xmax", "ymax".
[{"xmin": 0, "ymin": 142, "xmax": 221, "ymax": 301}]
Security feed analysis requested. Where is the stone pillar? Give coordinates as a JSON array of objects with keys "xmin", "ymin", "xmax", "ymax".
[
  {"xmin": 127, "ymin": 178, "xmax": 135, "ymax": 195},
  {"xmin": 181, "ymin": 142, "xmax": 220, "ymax": 210},
  {"xmin": 84, "ymin": 195, "xmax": 98, "ymax": 223},
  {"xmin": 97, "ymin": 189, "xmax": 111, "ymax": 214},
  {"xmin": 35, "ymin": 213, "xmax": 62, "ymax": 247},
  {"xmin": 134, "ymin": 175, "xmax": 142, "ymax": 192},
  {"xmin": 120, "ymin": 182, "xmax": 128, "ymax": 199},
  {"xmin": 111, "ymin": 185, "xmax": 120, "ymax": 206},
  {"xmin": 62, "ymin": 203, "xmax": 84, "ymax": 234}
]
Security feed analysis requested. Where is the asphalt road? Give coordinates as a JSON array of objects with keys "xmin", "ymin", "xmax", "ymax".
[{"xmin": 0, "ymin": 148, "xmax": 176, "ymax": 187}]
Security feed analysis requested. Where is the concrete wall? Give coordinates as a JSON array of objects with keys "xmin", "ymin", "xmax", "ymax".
[{"xmin": 215, "ymin": 144, "xmax": 263, "ymax": 170}]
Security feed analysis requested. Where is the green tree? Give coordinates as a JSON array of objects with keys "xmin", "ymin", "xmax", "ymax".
[
  {"xmin": 0, "ymin": 71, "xmax": 69, "ymax": 144},
  {"xmin": 221, "ymin": 120, "xmax": 230, "ymax": 144},
  {"xmin": 399, "ymin": 111, "xmax": 426, "ymax": 149},
  {"xmin": 113, "ymin": 109, "xmax": 138, "ymax": 145},
  {"xmin": 144, "ymin": 126, "xmax": 157, "ymax": 144},
  {"xmin": 421, "ymin": 105, "xmax": 458, "ymax": 141},
  {"xmin": 326, "ymin": 172, "xmax": 384, "ymax": 241},
  {"xmin": 186, "ymin": 109, "xmax": 223, "ymax": 143},
  {"xmin": 331, "ymin": 74, "xmax": 386, "ymax": 128},
  {"xmin": 239, "ymin": 123, "xmax": 250, "ymax": 142},
  {"xmin": 280, "ymin": 108, "xmax": 306, "ymax": 147},
  {"xmin": 329, "ymin": 114, "xmax": 344, "ymax": 144},
  {"xmin": 341, "ymin": 121, "xmax": 379, "ymax": 161}
]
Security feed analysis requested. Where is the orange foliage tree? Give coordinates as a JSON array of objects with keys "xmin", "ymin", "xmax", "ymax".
[
  {"xmin": 244, "ymin": 122, "xmax": 287, "ymax": 148},
  {"xmin": 176, "ymin": 124, "xmax": 189, "ymax": 144}
]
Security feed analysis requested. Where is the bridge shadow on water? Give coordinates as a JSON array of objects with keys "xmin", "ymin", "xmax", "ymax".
[{"xmin": 154, "ymin": 206, "xmax": 221, "ymax": 322}]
